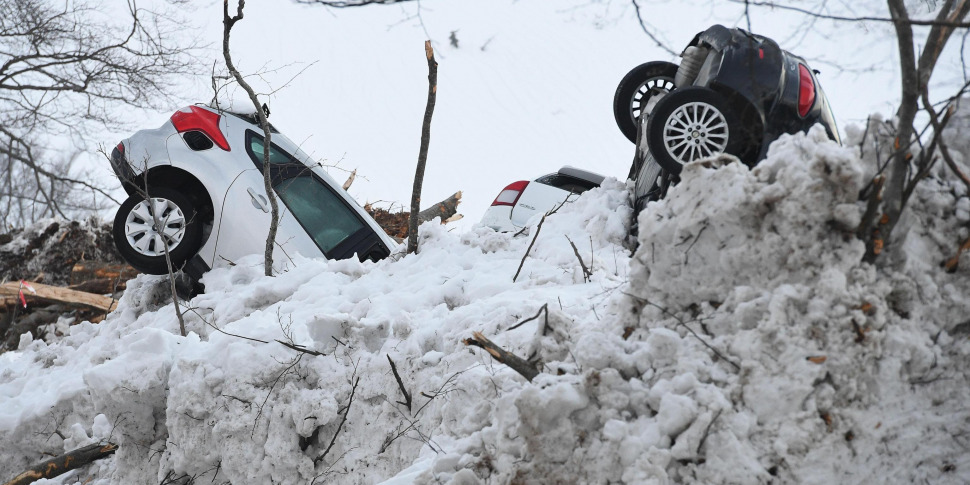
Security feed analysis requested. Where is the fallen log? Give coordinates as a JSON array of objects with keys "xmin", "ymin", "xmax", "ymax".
[
  {"xmin": 0, "ymin": 282, "xmax": 117, "ymax": 313},
  {"xmin": 68, "ymin": 279, "xmax": 128, "ymax": 294},
  {"xmin": 2, "ymin": 442, "xmax": 118, "ymax": 485},
  {"xmin": 365, "ymin": 191, "xmax": 463, "ymax": 240},
  {"xmin": 70, "ymin": 261, "xmax": 138, "ymax": 289},
  {"xmin": 417, "ymin": 191, "xmax": 462, "ymax": 225}
]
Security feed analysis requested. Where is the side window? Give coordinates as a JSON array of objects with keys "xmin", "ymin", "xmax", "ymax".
[
  {"xmin": 274, "ymin": 175, "xmax": 367, "ymax": 255},
  {"xmin": 246, "ymin": 131, "xmax": 298, "ymax": 167}
]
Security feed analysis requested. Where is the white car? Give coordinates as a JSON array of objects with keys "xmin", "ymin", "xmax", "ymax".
[
  {"xmin": 480, "ymin": 166, "xmax": 605, "ymax": 232},
  {"xmin": 109, "ymin": 104, "xmax": 397, "ymax": 278}
]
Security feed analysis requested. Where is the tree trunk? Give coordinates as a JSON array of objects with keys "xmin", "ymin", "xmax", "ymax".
[{"xmin": 407, "ymin": 41, "xmax": 439, "ymax": 254}]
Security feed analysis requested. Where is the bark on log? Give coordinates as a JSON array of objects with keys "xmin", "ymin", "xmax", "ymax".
[
  {"xmin": 0, "ymin": 282, "xmax": 117, "ymax": 313},
  {"xmin": 366, "ymin": 191, "xmax": 462, "ymax": 240},
  {"xmin": 3, "ymin": 442, "xmax": 118, "ymax": 485},
  {"xmin": 417, "ymin": 191, "xmax": 461, "ymax": 224},
  {"xmin": 463, "ymin": 331, "xmax": 539, "ymax": 382},
  {"xmin": 69, "ymin": 262, "xmax": 138, "ymax": 288},
  {"xmin": 68, "ymin": 279, "xmax": 127, "ymax": 294}
]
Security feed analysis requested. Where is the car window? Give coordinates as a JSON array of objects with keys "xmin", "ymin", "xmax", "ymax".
[
  {"xmin": 535, "ymin": 174, "xmax": 598, "ymax": 194},
  {"xmin": 273, "ymin": 175, "xmax": 367, "ymax": 255},
  {"xmin": 247, "ymin": 133, "xmax": 298, "ymax": 166}
]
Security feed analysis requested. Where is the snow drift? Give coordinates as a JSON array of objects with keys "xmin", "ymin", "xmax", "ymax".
[{"xmin": 1, "ymin": 126, "xmax": 969, "ymax": 484}]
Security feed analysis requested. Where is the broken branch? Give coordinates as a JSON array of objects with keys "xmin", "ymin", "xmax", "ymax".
[
  {"xmin": 3, "ymin": 442, "xmax": 118, "ymax": 485},
  {"xmin": 386, "ymin": 355, "xmax": 412, "ymax": 412},
  {"xmin": 463, "ymin": 331, "xmax": 539, "ymax": 381}
]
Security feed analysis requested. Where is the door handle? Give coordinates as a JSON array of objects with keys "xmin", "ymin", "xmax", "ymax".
[{"xmin": 247, "ymin": 187, "xmax": 270, "ymax": 213}]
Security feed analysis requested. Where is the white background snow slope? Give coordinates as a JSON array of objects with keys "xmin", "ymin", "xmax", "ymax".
[{"xmin": 2, "ymin": 115, "xmax": 970, "ymax": 483}]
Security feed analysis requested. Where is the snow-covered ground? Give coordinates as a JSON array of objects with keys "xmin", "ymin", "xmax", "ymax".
[{"xmin": 2, "ymin": 116, "xmax": 969, "ymax": 483}]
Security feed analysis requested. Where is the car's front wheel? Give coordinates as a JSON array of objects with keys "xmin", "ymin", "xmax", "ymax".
[
  {"xmin": 613, "ymin": 61, "xmax": 679, "ymax": 144},
  {"xmin": 113, "ymin": 188, "xmax": 202, "ymax": 275},
  {"xmin": 647, "ymin": 86, "xmax": 742, "ymax": 174}
]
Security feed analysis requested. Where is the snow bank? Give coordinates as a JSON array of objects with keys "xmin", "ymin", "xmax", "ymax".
[{"xmin": 2, "ymin": 127, "xmax": 969, "ymax": 484}]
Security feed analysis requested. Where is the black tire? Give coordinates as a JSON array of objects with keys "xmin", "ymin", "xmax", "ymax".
[
  {"xmin": 647, "ymin": 86, "xmax": 743, "ymax": 175},
  {"xmin": 613, "ymin": 61, "xmax": 679, "ymax": 144},
  {"xmin": 113, "ymin": 188, "xmax": 203, "ymax": 275}
]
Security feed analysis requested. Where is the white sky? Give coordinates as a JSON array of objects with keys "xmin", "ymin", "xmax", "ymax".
[{"xmin": 103, "ymin": 0, "xmax": 927, "ymax": 230}]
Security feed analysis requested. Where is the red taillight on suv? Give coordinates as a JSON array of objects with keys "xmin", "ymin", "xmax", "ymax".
[
  {"xmin": 491, "ymin": 181, "xmax": 529, "ymax": 206},
  {"xmin": 797, "ymin": 64, "xmax": 816, "ymax": 117},
  {"xmin": 170, "ymin": 106, "xmax": 230, "ymax": 151}
]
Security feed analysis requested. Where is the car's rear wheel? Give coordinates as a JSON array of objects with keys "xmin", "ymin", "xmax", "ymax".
[
  {"xmin": 113, "ymin": 188, "xmax": 202, "ymax": 275},
  {"xmin": 647, "ymin": 86, "xmax": 742, "ymax": 174},
  {"xmin": 613, "ymin": 61, "xmax": 679, "ymax": 143}
]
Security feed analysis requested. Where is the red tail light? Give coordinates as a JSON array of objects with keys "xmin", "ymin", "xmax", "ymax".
[
  {"xmin": 491, "ymin": 180, "xmax": 529, "ymax": 206},
  {"xmin": 170, "ymin": 106, "xmax": 230, "ymax": 151},
  {"xmin": 797, "ymin": 64, "xmax": 816, "ymax": 117},
  {"xmin": 116, "ymin": 142, "xmax": 124, "ymax": 155}
]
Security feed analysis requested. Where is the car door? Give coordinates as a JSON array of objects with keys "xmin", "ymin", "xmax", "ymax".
[
  {"xmin": 243, "ymin": 131, "xmax": 390, "ymax": 263},
  {"xmin": 212, "ymin": 168, "xmax": 301, "ymax": 269}
]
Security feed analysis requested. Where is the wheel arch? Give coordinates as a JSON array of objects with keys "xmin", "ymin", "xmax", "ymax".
[
  {"xmin": 133, "ymin": 166, "xmax": 216, "ymax": 227},
  {"xmin": 708, "ymin": 84, "xmax": 765, "ymax": 166}
]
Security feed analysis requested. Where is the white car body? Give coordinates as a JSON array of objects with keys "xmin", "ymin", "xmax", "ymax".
[
  {"xmin": 480, "ymin": 166, "xmax": 605, "ymax": 232},
  {"xmin": 110, "ymin": 104, "xmax": 397, "ymax": 277}
]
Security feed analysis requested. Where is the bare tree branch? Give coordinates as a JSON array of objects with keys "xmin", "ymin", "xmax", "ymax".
[
  {"xmin": 726, "ymin": 0, "xmax": 970, "ymax": 27},
  {"xmin": 223, "ymin": 0, "xmax": 280, "ymax": 276},
  {"xmin": 0, "ymin": 0, "xmax": 200, "ymax": 226}
]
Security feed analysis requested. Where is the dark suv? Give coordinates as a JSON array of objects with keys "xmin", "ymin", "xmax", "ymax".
[{"xmin": 614, "ymin": 24, "xmax": 841, "ymax": 211}]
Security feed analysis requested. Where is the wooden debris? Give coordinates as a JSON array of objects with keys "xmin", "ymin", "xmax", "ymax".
[
  {"xmin": 807, "ymin": 355, "xmax": 827, "ymax": 364},
  {"xmin": 463, "ymin": 331, "xmax": 539, "ymax": 382},
  {"xmin": 365, "ymin": 191, "xmax": 463, "ymax": 239},
  {"xmin": 0, "ymin": 282, "xmax": 117, "ymax": 313},
  {"xmin": 3, "ymin": 442, "xmax": 118, "ymax": 485},
  {"xmin": 70, "ymin": 261, "xmax": 137, "ymax": 288},
  {"xmin": 342, "ymin": 169, "xmax": 357, "ymax": 191}
]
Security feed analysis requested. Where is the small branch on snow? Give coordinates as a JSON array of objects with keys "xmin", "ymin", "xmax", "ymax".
[
  {"xmin": 387, "ymin": 355, "xmax": 412, "ymax": 412},
  {"xmin": 565, "ymin": 235, "xmax": 592, "ymax": 282},
  {"xmin": 624, "ymin": 293, "xmax": 741, "ymax": 371},
  {"xmin": 463, "ymin": 331, "xmax": 539, "ymax": 381},
  {"xmin": 506, "ymin": 303, "xmax": 549, "ymax": 332},
  {"xmin": 276, "ymin": 339, "xmax": 326, "ymax": 356},
  {"xmin": 315, "ymin": 376, "xmax": 360, "ymax": 465}
]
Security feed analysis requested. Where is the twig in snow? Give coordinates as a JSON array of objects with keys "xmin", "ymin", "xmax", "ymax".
[
  {"xmin": 624, "ymin": 293, "xmax": 741, "ymax": 371},
  {"xmin": 697, "ymin": 410, "xmax": 723, "ymax": 455},
  {"xmin": 253, "ymin": 355, "xmax": 304, "ymax": 437},
  {"xmin": 387, "ymin": 355, "xmax": 412, "ymax": 412},
  {"xmin": 315, "ymin": 376, "xmax": 360, "ymax": 465},
  {"xmin": 276, "ymin": 339, "xmax": 326, "ymax": 356},
  {"xmin": 566, "ymin": 235, "xmax": 592, "ymax": 282},
  {"xmin": 506, "ymin": 303, "xmax": 549, "ymax": 332}
]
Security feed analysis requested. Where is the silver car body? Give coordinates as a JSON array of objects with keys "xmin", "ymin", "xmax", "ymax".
[
  {"xmin": 480, "ymin": 166, "xmax": 605, "ymax": 232},
  {"xmin": 117, "ymin": 105, "xmax": 398, "ymax": 272}
]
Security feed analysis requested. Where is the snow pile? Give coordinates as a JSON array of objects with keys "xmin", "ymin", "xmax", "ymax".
[{"xmin": 2, "ymin": 127, "xmax": 970, "ymax": 484}]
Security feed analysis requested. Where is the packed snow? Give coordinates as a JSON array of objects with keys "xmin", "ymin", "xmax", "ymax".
[{"xmin": 1, "ymin": 118, "xmax": 969, "ymax": 484}]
